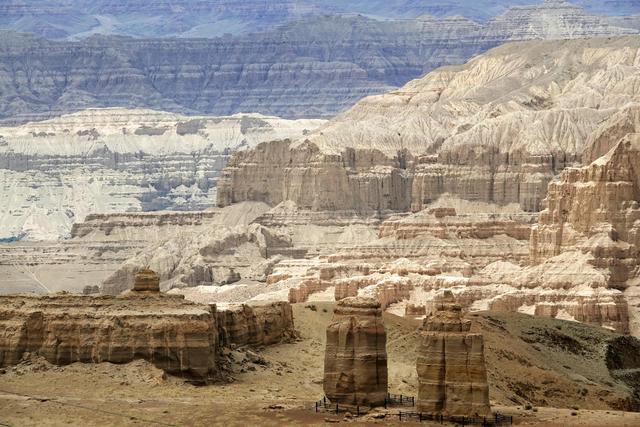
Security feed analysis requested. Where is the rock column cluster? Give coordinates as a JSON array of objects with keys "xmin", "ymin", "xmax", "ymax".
[
  {"xmin": 323, "ymin": 297, "xmax": 388, "ymax": 407},
  {"xmin": 416, "ymin": 291, "xmax": 491, "ymax": 416}
]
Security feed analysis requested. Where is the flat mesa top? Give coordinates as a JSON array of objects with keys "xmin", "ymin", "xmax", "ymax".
[{"xmin": 0, "ymin": 294, "xmax": 212, "ymax": 316}]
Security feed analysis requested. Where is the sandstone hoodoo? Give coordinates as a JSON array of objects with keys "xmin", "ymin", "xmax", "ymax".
[
  {"xmin": 416, "ymin": 291, "xmax": 491, "ymax": 417},
  {"xmin": 323, "ymin": 297, "xmax": 388, "ymax": 407},
  {"xmin": 132, "ymin": 268, "xmax": 161, "ymax": 293}
]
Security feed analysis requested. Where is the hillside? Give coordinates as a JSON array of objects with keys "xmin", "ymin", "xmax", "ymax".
[{"xmin": 0, "ymin": 1, "xmax": 637, "ymax": 123}]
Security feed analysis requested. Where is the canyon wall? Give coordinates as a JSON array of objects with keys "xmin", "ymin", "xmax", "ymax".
[
  {"xmin": 1, "ymin": 1, "xmax": 634, "ymax": 40},
  {"xmin": 218, "ymin": 37, "xmax": 640, "ymax": 212},
  {"xmin": 216, "ymin": 302, "xmax": 296, "ymax": 347},
  {"xmin": 530, "ymin": 134, "xmax": 640, "ymax": 282}
]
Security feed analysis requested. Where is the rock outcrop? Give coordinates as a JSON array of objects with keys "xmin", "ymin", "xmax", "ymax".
[
  {"xmin": 527, "ymin": 134, "xmax": 640, "ymax": 332},
  {"xmin": 100, "ymin": 219, "xmax": 301, "ymax": 295},
  {"xmin": 531, "ymin": 135, "xmax": 640, "ymax": 284},
  {"xmin": 218, "ymin": 37, "xmax": 640, "ymax": 212},
  {"xmin": 0, "ymin": 291, "xmax": 296, "ymax": 379},
  {"xmin": 324, "ymin": 297, "xmax": 388, "ymax": 407},
  {"xmin": 216, "ymin": 302, "xmax": 295, "ymax": 347},
  {"xmin": 0, "ymin": 293, "xmax": 219, "ymax": 380},
  {"xmin": 417, "ymin": 291, "xmax": 491, "ymax": 417},
  {"xmin": 131, "ymin": 268, "xmax": 160, "ymax": 293}
]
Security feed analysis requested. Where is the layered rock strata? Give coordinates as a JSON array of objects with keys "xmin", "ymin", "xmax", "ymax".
[
  {"xmin": 0, "ymin": 293, "xmax": 219, "ymax": 380},
  {"xmin": 0, "ymin": 293, "xmax": 296, "ymax": 378},
  {"xmin": 417, "ymin": 291, "xmax": 491, "ymax": 417},
  {"xmin": 101, "ymin": 221, "xmax": 301, "ymax": 295},
  {"xmin": 526, "ymin": 134, "xmax": 640, "ymax": 332},
  {"xmin": 531, "ymin": 135, "xmax": 640, "ymax": 285},
  {"xmin": 131, "ymin": 268, "xmax": 160, "ymax": 293},
  {"xmin": 0, "ymin": 3, "xmax": 636, "ymax": 122},
  {"xmin": 218, "ymin": 37, "xmax": 640, "ymax": 212},
  {"xmin": 216, "ymin": 302, "xmax": 295, "ymax": 347},
  {"xmin": 0, "ymin": 108, "xmax": 323, "ymax": 240},
  {"xmin": 324, "ymin": 297, "xmax": 388, "ymax": 407}
]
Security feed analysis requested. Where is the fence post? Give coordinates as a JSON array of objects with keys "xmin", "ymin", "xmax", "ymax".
[
  {"xmin": 336, "ymin": 403, "xmax": 338, "ymax": 413},
  {"xmin": 462, "ymin": 416, "xmax": 465, "ymax": 426},
  {"xmin": 315, "ymin": 401, "xmax": 318, "ymax": 412},
  {"xmin": 357, "ymin": 406, "xmax": 359, "ymax": 417},
  {"xmin": 398, "ymin": 411, "xmax": 402, "ymax": 421}
]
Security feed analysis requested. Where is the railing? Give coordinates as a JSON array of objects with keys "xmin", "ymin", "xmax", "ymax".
[
  {"xmin": 314, "ymin": 396, "xmax": 364, "ymax": 416},
  {"xmin": 396, "ymin": 411, "xmax": 513, "ymax": 425},
  {"xmin": 385, "ymin": 393, "xmax": 415, "ymax": 406},
  {"xmin": 315, "ymin": 395, "xmax": 513, "ymax": 425}
]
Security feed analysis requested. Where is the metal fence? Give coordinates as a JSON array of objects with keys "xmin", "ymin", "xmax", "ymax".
[
  {"xmin": 385, "ymin": 393, "xmax": 415, "ymax": 406},
  {"xmin": 315, "ymin": 395, "xmax": 513, "ymax": 426},
  {"xmin": 396, "ymin": 411, "xmax": 513, "ymax": 425},
  {"xmin": 315, "ymin": 396, "xmax": 365, "ymax": 416}
]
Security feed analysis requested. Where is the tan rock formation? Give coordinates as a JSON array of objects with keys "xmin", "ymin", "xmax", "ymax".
[
  {"xmin": 102, "ymin": 221, "xmax": 300, "ymax": 295},
  {"xmin": 288, "ymin": 279, "xmax": 333, "ymax": 304},
  {"xmin": 323, "ymin": 297, "xmax": 388, "ymax": 407},
  {"xmin": 417, "ymin": 291, "xmax": 491, "ymax": 417},
  {"xmin": 0, "ymin": 294, "xmax": 218, "ymax": 380},
  {"xmin": 216, "ymin": 302, "xmax": 295, "ymax": 347},
  {"xmin": 218, "ymin": 37, "xmax": 640, "ymax": 212},
  {"xmin": 132, "ymin": 268, "xmax": 161, "ymax": 293},
  {"xmin": 530, "ymin": 134, "xmax": 640, "ymax": 285},
  {"xmin": 0, "ymin": 293, "xmax": 297, "ymax": 380},
  {"xmin": 405, "ymin": 304, "xmax": 427, "ymax": 317}
]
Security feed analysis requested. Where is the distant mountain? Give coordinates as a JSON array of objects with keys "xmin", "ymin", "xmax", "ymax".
[
  {"xmin": 0, "ymin": 1, "xmax": 637, "ymax": 40},
  {"xmin": 0, "ymin": 1, "xmax": 637, "ymax": 123}
]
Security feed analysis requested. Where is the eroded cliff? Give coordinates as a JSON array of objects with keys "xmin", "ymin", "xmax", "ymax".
[{"xmin": 218, "ymin": 37, "xmax": 640, "ymax": 213}]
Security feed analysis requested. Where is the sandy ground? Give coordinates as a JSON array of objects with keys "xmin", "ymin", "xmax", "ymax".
[{"xmin": 1, "ymin": 303, "xmax": 640, "ymax": 426}]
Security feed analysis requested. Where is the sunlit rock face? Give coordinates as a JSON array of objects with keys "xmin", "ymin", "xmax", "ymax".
[
  {"xmin": 531, "ymin": 135, "xmax": 640, "ymax": 281},
  {"xmin": 323, "ymin": 297, "xmax": 388, "ymax": 407},
  {"xmin": 218, "ymin": 36, "xmax": 640, "ymax": 213},
  {"xmin": 0, "ymin": 290, "xmax": 296, "ymax": 380},
  {"xmin": 0, "ymin": 293, "xmax": 220, "ymax": 380},
  {"xmin": 416, "ymin": 291, "xmax": 491, "ymax": 417}
]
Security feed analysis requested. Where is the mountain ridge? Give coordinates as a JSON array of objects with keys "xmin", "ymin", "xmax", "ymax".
[{"xmin": 0, "ymin": 1, "xmax": 637, "ymax": 123}]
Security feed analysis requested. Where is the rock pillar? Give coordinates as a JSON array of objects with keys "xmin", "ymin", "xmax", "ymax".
[
  {"xmin": 323, "ymin": 297, "xmax": 388, "ymax": 407},
  {"xmin": 417, "ymin": 290, "xmax": 490, "ymax": 416}
]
